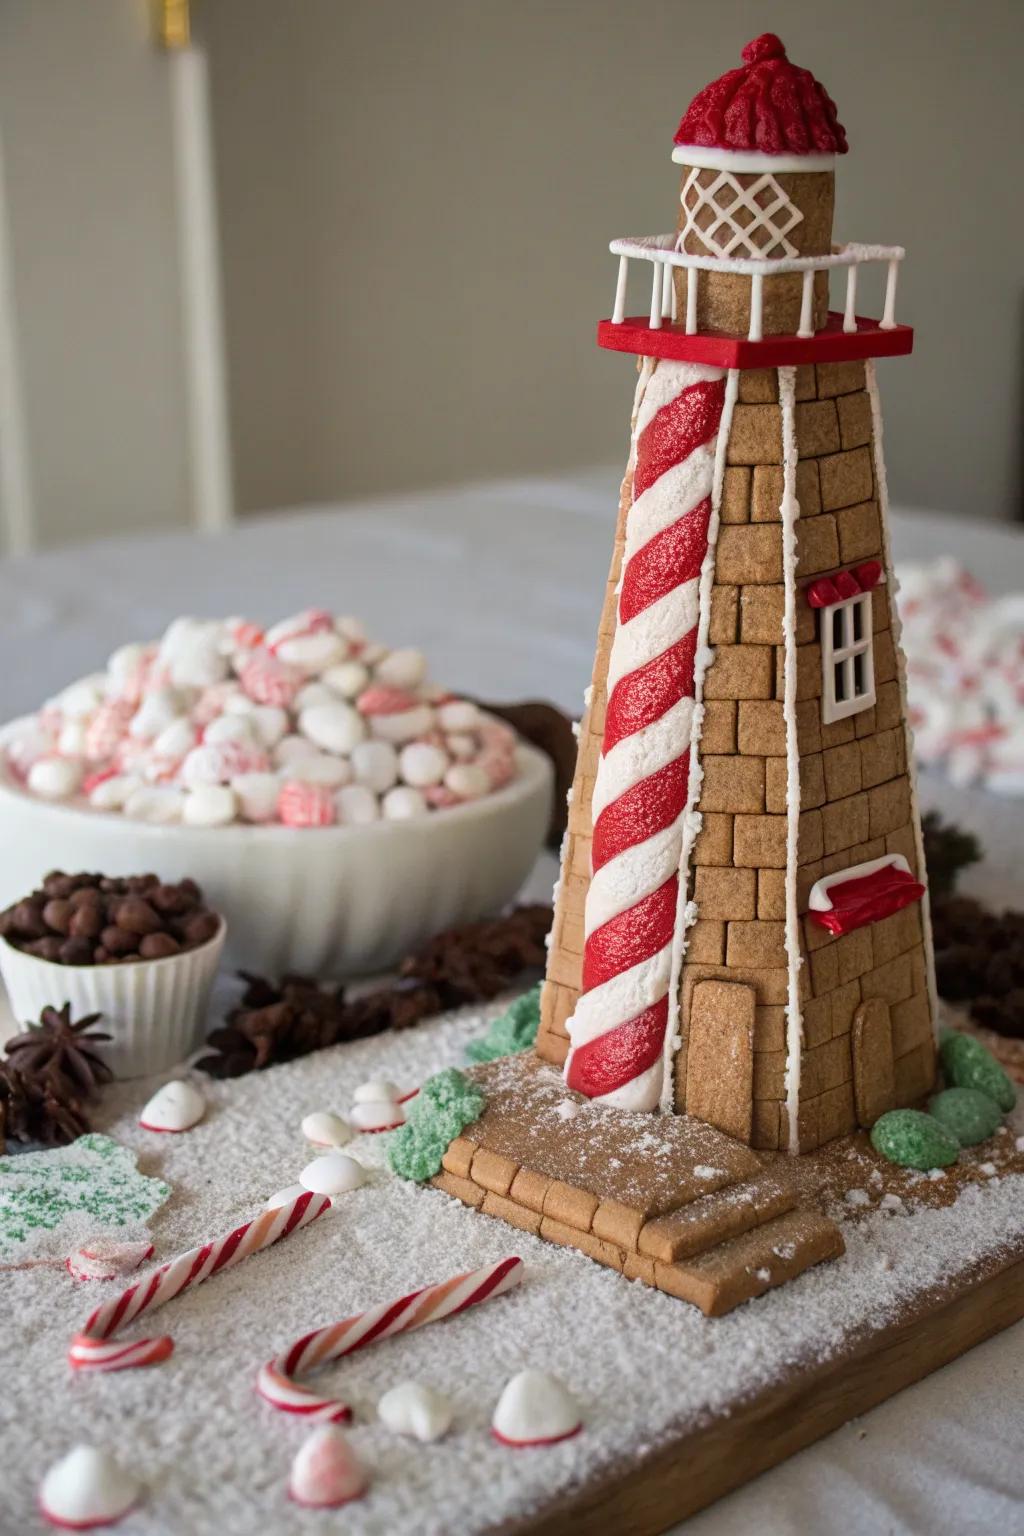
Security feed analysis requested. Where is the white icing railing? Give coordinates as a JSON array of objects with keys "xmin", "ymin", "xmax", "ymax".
[{"xmin": 608, "ymin": 237, "xmax": 905, "ymax": 343}]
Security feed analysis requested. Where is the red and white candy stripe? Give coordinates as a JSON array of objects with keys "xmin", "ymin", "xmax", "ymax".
[
  {"xmin": 565, "ymin": 361, "xmax": 728, "ymax": 1111},
  {"xmin": 68, "ymin": 1192, "xmax": 330, "ymax": 1373},
  {"xmin": 257, "ymin": 1255, "xmax": 524, "ymax": 1422}
]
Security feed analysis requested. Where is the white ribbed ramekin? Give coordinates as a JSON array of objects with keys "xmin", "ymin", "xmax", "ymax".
[{"xmin": 0, "ymin": 919, "xmax": 226, "ymax": 1078}]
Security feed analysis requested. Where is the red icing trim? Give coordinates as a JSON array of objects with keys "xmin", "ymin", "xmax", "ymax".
[
  {"xmin": 597, "ymin": 315, "xmax": 914, "ymax": 370},
  {"xmin": 618, "ymin": 498, "xmax": 711, "ymax": 624},
  {"xmin": 807, "ymin": 560, "xmax": 885, "ymax": 608},
  {"xmin": 491, "ymin": 1423, "xmax": 583, "ymax": 1449},
  {"xmin": 603, "ymin": 630, "xmax": 698, "ymax": 751},
  {"xmin": 809, "ymin": 866, "xmax": 925, "ymax": 937},
  {"xmin": 633, "ymin": 381, "xmax": 725, "ymax": 499},
  {"xmin": 674, "ymin": 34, "xmax": 847, "ymax": 156},
  {"xmin": 854, "ymin": 560, "xmax": 883, "ymax": 590},
  {"xmin": 833, "ymin": 568, "xmax": 860, "ymax": 600},
  {"xmin": 39, "ymin": 1501, "xmax": 136, "ymax": 1532},
  {"xmin": 565, "ymin": 997, "xmax": 668, "ymax": 1098},
  {"xmin": 591, "ymin": 757, "xmax": 689, "ymax": 872},
  {"xmin": 582, "ymin": 875, "xmax": 677, "ymax": 991}
]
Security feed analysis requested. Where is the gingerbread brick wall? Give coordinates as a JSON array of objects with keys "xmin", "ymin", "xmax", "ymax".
[{"xmin": 674, "ymin": 360, "xmax": 936, "ymax": 1151}]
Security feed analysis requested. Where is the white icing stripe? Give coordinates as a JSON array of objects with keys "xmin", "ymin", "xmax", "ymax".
[
  {"xmin": 605, "ymin": 580, "xmax": 700, "ymax": 694},
  {"xmin": 592, "ymin": 1058, "xmax": 664, "ymax": 1112},
  {"xmin": 623, "ymin": 445, "xmax": 717, "ymax": 563},
  {"xmin": 566, "ymin": 944, "xmax": 672, "ymax": 1049},
  {"xmin": 865, "ymin": 360, "xmax": 940, "ymax": 1038},
  {"xmin": 671, "ymin": 145, "xmax": 836, "ymax": 174},
  {"xmin": 584, "ymin": 819, "xmax": 682, "ymax": 937},
  {"xmin": 660, "ymin": 368, "xmax": 738, "ymax": 1113},
  {"xmin": 591, "ymin": 698, "xmax": 694, "ymax": 823},
  {"xmin": 778, "ymin": 367, "xmax": 804, "ymax": 1155},
  {"xmin": 634, "ymin": 359, "xmax": 726, "ymax": 437}
]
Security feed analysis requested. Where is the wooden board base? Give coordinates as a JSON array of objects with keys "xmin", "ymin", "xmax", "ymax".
[{"xmin": 499, "ymin": 1243, "xmax": 1024, "ymax": 1536}]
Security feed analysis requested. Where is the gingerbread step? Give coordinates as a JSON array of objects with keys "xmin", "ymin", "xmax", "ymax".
[
  {"xmin": 654, "ymin": 1207, "xmax": 845, "ymax": 1317},
  {"xmin": 637, "ymin": 1171, "xmax": 797, "ymax": 1264}
]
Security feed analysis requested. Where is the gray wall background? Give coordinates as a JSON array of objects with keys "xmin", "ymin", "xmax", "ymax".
[{"xmin": 2, "ymin": 0, "xmax": 1023, "ymax": 543}]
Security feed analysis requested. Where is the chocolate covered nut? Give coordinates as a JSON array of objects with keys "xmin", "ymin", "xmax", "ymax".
[
  {"xmin": 42, "ymin": 899, "xmax": 74, "ymax": 935},
  {"xmin": 11, "ymin": 900, "xmax": 48, "ymax": 940},
  {"xmin": 69, "ymin": 885, "xmax": 104, "ymax": 908},
  {"xmin": 69, "ymin": 904, "xmax": 104, "ymax": 940},
  {"xmin": 101, "ymin": 925, "xmax": 140, "ymax": 957},
  {"xmin": 60, "ymin": 936, "xmax": 96, "ymax": 966},
  {"xmin": 113, "ymin": 897, "xmax": 162, "ymax": 936},
  {"xmin": 181, "ymin": 910, "xmax": 220, "ymax": 946},
  {"xmin": 42, "ymin": 871, "xmax": 77, "ymax": 899},
  {"xmin": 138, "ymin": 931, "xmax": 181, "ymax": 960},
  {"xmin": 150, "ymin": 883, "xmax": 192, "ymax": 916},
  {"xmin": 28, "ymin": 936, "xmax": 64, "ymax": 962}
]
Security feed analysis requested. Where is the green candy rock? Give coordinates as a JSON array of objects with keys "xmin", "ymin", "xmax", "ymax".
[
  {"xmin": 928, "ymin": 1087, "xmax": 1003, "ymax": 1147},
  {"xmin": 387, "ymin": 1068, "xmax": 486, "ymax": 1183},
  {"xmin": 939, "ymin": 1030, "xmax": 1016, "ymax": 1113},
  {"xmin": 870, "ymin": 1109, "xmax": 960, "ymax": 1170},
  {"xmin": 465, "ymin": 985, "xmax": 542, "ymax": 1064}
]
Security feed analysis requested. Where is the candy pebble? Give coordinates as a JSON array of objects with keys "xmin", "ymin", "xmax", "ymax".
[
  {"xmin": 274, "ymin": 733, "xmax": 321, "ymax": 767},
  {"xmin": 444, "ymin": 763, "xmax": 490, "ymax": 800},
  {"xmin": 203, "ymin": 713, "xmax": 255, "ymax": 747},
  {"xmin": 27, "ymin": 757, "xmax": 83, "ymax": 800},
  {"xmin": 183, "ymin": 785, "xmax": 237, "ymax": 827},
  {"xmin": 370, "ymin": 705, "xmax": 436, "ymax": 744},
  {"xmin": 288, "ymin": 1426, "xmax": 367, "ymax": 1509},
  {"xmin": 381, "ymin": 786, "xmax": 427, "ymax": 820},
  {"xmin": 299, "ymin": 702, "xmax": 365, "ymax": 755},
  {"xmin": 870, "ymin": 1109, "xmax": 960, "ymax": 1170},
  {"xmin": 123, "ymin": 785, "xmax": 185, "ymax": 824},
  {"xmin": 239, "ymin": 651, "xmax": 303, "ymax": 708},
  {"xmin": 89, "ymin": 774, "xmax": 141, "ymax": 811},
  {"xmin": 59, "ymin": 676, "xmax": 108, "ymax": 719},
  {"xmin": 478, "ymin": 748, "xmax": 516, "ymax": 789},
  {"xmin": 445, "ymin": 732, "xmax": 477, "ymax": 760},
  {"xmin": 57, "ymin": 719, "xmax": 88, "ymax": 757},
  {"xmin": 231, "ymin": 772, "xmax": 281, "ymax": 823},
  {"xmin": 129, "ymin": 688, "xmax": 184, "ymax": 740},
  {"xmin": 83, "ymin": 702, "xmax": 132, "ymax": 761},
  {"xmin": 277, "ymin": 631, "xmax": 345, "ymax": 674},
  {"xmin": 278, "ymin": 780, "xmax": 336, "ymax": 828},
  {"xmin": 294, "ymin": 681, "xmax": 340, "ymax": 712},
  {"xmin": 399, "ymin": 742, "xmax": 448, "ymax": 787},
  {"xmin": 322, "ymin": 660, "xmax": 369, "ymax": 699},
  {"xmin": 492, "ymin": 1370, "xmax": 582, "ymax": 1447},
  {"xmin": 375, "ymin": 648, "xmax": 427, "ymax": 690},
  {"xmin": 293, "ymin": 753, "xmax": 351, "ymax": 788},
  {"xmin": 38, "ymin": 1446, "xmax": 140, "ymax": 1530},
  {"xmin": 139, "ymin": 1080, "xmax": 206, "ymax": 1133},
  {"xmin": 248, "ymin": 704, "xmax": 289, "ymax": 748},
  {"xmin": 301, "ymin": 1111, "xmax": 353, "ymax": 1148},
  {"xmin": 335, "ymin": 615, "xmax": 367, "ymax": 647},
  {"xmin": 299, "ymin": 1153, "xmax": 367, "ymax": 1195},
  {"xmin": 335, "ymin": 783, "xmax": 380, "ymax": 825},
  {"xmin": 350, "ymin": 739, "xmax": 398, "ymax": 793},
  {"xmin": 437, "ymin": 700, "xmax": 480, "ymax": 732},
  {"xmin": 378, "ymin": 1381, "xmax": 453, "ymax": 1443},
  {"xmin": 265, "ymin": 608, "xmax": 335, "ymax": 651},
  {"xmin": 152, "ymin": 718, "xmax": 199, "ymax": 761}
]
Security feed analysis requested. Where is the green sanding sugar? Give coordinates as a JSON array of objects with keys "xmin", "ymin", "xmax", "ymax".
[
  {"xmin": 465, "ymin": 985, "xmax": 541, "ymax": 1064},
  {"xmin": 938, "ymin": 1030, "xmax": 1016, "ymax": 1113},
  {"xmin": 870, "ymin": 1109, "xmax": 960, "ymax": 1171},
  {"xmin": 928, "ymin": 1086, "xmax": 1003, "ymax": 1147},
  {"xmin": 387, "ymin": 1068, "xmax": 486, "ymax": 1183},
  {"xmin": 0, "ymin": 1134, "xmax": 171, "ymax": 1260}
]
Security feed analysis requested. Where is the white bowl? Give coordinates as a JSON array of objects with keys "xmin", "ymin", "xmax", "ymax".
[
  {"xmin": 0, "ymin": 723, "xmax": 553, "ymax": 978},
  {"xmin": 0, "ymin": 920, "xmax": 226, "ymax": 1078}
]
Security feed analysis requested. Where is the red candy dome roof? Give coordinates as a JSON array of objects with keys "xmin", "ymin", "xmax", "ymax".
[{"xmin": 674, "ymin": 34, "xmax": 848, "ymax": 157}]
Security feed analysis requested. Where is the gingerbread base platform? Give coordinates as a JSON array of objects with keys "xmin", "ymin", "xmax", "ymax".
[{"xmin": 4, "ymin": 993, "xmax": 1024, "ymax": 1535}]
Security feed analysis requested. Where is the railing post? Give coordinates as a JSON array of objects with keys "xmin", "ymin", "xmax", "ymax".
[
  {"xmin": 685, "ymin": 267, "xmax": 698, "ymax": 334},
  {"xmin": 649, "ymin": 263, "xmax": 662, "ymax": 330},
  {"xmin": 612, "ymin": 254, "xmax": 628, "ymax": 324},
  {"xmin": 881, "ymin": 258, "xmax": 898, "ymax": 330},
  {"xmin": 798, "ymin": 269, "xmax": 815, "ymax": 338},
  {"xmin": 748, "ymin": 272, "xmax": 764, "ymax": 342},
  {"xmin": 843, "ymin": 263, "xmax": 858, "ymax": 334},
  {"xmin": 661, "ymin": 261, "xmax": 673, "ymax": 321}
]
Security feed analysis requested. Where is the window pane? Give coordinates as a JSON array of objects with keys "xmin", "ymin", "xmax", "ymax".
[
  {"xmin": 853, "ymin": 651, "xmax": 866, "ymax": 696},
  {"xmin": 834, "ymin": 661, "xmax": 846, "ymax": 701},
  {"xmin": 832, "ymin": 608, "xmax": 843, "ymax": 650},
  {"xmin": 853, "ymin": 600, "xmax": 864, "ymax": 642}
]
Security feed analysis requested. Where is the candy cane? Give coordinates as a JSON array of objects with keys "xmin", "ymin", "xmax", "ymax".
[
  {"xmin": 69, "ymin": 1192, "xmax": 330, "ymax": 1373},
  {"xmin": 257, "ymin": 1256, "xmax": 524, "ymax": 1422}
]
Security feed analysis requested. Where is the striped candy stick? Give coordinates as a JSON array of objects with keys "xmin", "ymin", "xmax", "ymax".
[
  {"xmin": 68, "ymin": 1192, "xmax": 331, "ymax": 1373},
  {"xmin": 564, "ymin": 361, "xmax": 728, "ymax": 1111},
  {"xmin": 256, "ymin": 1256, "xmax": 524, "ymax": 1422}
]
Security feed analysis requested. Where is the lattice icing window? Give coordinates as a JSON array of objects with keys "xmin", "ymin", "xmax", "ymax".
[
  {"xmin": 680, "ymin": 168, "xmax": 803, "ymax": 259},
  {"xmin": 820, "ymin": 593, "xmax": 876, "ymax": 724}
]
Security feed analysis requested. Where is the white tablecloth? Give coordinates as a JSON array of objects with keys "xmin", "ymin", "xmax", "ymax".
[{"xmin": 2, "ymin": 472, "xmax": 1022, "ymax": 1534}]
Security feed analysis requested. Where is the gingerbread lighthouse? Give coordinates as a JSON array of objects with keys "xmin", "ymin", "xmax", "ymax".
[
  {"xmin": 536, "ymin": 33, "xmax": 936, "ymax": 1154},
  {"xmin": 431, "ymin": 35, "xmax": 937, "ymax": 1313}
]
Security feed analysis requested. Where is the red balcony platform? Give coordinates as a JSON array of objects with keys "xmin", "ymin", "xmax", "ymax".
[{"xmin": 596, "ymin": 311, "xmax": 914, "ymax": 369}]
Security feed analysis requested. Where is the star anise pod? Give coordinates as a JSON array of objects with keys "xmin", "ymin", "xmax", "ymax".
[
  {"xmin": 4, "ymin": 1003, "xmax": 112, "ymax": 1096},
  {"xmin": 0, "ymin": 1060, "xmax": 90, "ymax": 1148}
]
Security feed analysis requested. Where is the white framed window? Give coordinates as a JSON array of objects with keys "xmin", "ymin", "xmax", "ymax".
[{"xmin": 820, "ymin": 592, "xmax": 875, "ymax": 724}]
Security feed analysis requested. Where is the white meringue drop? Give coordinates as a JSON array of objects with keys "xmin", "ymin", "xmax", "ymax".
[
  {"xmin": 492, "ymin": 1370, "xmax": 582, "ymax": 1447},
  {"xmin": 139, "ymin": 1080, "xmax": 205, "ymax": 1134},
  {"xmin": 38, "ymin": 1446, "xmax": 140, "ymax": 1529},
  {"xmin": 300, "ymin": 1111, "xmax": 352, "ymax": 1148},
  {"xmin": 377, "ymin": 1381, "xmax": 453, "ymax": 1442},
  {"xmin": 288, "ymin": 1425, "xmax": 367, "ymax": 1508},
  {"xmin": 299, "ymin": 1154, "xmax": 367, "ymax": 1196}
]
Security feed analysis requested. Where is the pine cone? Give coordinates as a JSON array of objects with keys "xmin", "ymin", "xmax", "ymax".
[
  {"xmin": 0, "ymin": 1059, "xmax": 90, "ymax": 1148},
  {"xmin": 4, "ymin": 1003, "xmax": 112, "ymax": 1096}
]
